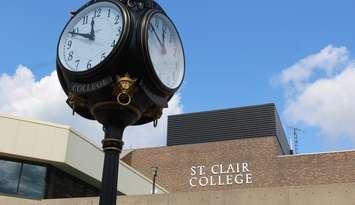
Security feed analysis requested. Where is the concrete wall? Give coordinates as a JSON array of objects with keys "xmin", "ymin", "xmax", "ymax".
[
  {"xmin": 0, "ymin": 114, "xmax": 69, "ymax": 163},
  {"xmin": 1, "ymin": 183, "xmax": 354, "ymax": 205}
]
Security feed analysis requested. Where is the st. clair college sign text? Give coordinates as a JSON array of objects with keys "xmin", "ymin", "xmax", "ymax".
[{"xmin": 189, "ymin": 162, "xmax": 253, "ymax": 187}]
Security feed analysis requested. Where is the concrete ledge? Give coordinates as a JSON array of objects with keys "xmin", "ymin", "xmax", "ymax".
[{"xmin": 1, "ymin": 182, "xmax": 354, "ymax": 205}]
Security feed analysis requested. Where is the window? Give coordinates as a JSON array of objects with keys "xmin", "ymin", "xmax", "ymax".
[
  {"xmin": 45, "ymin": 166, "xmax": 100, "ymax": 198},
  {"xmin": 0, "ymin": 159, "xmax": 46, "ymax": 199},
  {"xmin": 0, "ymin": 158, "xmax": 102, "ymax": 199},
  {"xmin": 0, "ymin": 160, "xmax": 21, "ymax": 195},
  {"xmin": 18, "ymin": 164, "xmax": 46, "ymax": 198}
]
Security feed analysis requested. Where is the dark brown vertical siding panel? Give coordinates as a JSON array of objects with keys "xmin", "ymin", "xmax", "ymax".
[{"xmin": 167, "ymin": 103, "xmax": 290, "ymax": 154}]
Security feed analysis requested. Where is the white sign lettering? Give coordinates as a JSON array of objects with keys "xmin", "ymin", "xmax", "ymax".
[{"xmin": 189, "ymin": 162, "xmax": 253, "ymax": 187}]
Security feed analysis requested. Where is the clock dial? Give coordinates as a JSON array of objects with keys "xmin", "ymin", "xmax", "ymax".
[
  {"xmin": 58, "ymin": 1, "xmax": 125, "ymax": 72},
  {"xmin": 147, "ymin": 13, "xmax": 185, "ymax": 90}
]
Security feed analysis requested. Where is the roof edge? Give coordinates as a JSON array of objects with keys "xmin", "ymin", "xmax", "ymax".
[
  {"xmin": 0, "ymin": 113, "xmax": 70, "ymax": 130},
  {"xmin": 168, "ymin": 103, "xmax": 275, "ymax": 118}
]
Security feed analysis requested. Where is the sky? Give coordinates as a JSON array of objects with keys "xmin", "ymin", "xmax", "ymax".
[{"xmin": 1, "ymin": 0, "xmax": 355, "ymax": 153}]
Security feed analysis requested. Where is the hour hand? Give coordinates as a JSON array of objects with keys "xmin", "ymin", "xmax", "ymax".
[
  {"xmin": 69, "ymin": 31, "xmax": 93, "ymax": 40},
  {"xmin": 161, "ymin": 27, "xmax": 167, "ymax": 54}
]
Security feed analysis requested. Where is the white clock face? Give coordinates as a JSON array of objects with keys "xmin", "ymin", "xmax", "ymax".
[
  {"xmin": 147, "ymin": 13, "xmax": 185, "ymax": 90},
  {"xmin": 58, "ymin": 1, "xmax": 125, "ymax": 72}
]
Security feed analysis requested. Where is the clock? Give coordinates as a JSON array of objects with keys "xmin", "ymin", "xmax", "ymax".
[
  {"xmin": 56, "ymin": 0, "xmax": 185, "ymax": 123},
  {"xmin": 141, "ymin": 10, "xmax": 185, "ymax": 92},
  {"xmin": 57, "ymin": 0, "xmax": 129, "ymax": 73},
  {"xmin": 56, "ymin": 1, "xmax": 186, "ymax": 205}
]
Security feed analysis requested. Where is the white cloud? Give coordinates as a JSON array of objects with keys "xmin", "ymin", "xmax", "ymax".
[
  {"xmin": 275, "ymin": 45, "xmax": 355, "ymax": 143},
  {"xmin": 124, "ymin": 94, "xmax": 183, "ymax": 148},
  {"xmin": 275, "ymin": 45, "xmax": 349, "ymax": 97},
  {"xmin": 0, "ymin": 65, "xmax": 183, "ymax": 149}
]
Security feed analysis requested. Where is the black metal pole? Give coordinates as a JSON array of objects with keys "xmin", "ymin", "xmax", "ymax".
[
  {"xmin": 99, "ymin": 126, "xmax": 124, "ymax": 205},
  {"xmin": 151, "ymin": 167, "xmax": 158, "ymax": 194}
]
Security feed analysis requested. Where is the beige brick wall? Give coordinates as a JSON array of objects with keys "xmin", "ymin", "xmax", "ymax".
[
  {"xmin": 276, "ymin": 151, "xmax": 355, "ymax": 186},
  {"xmin": 122, "ymin": 136, "xmax": 355, "ymax": 193}
]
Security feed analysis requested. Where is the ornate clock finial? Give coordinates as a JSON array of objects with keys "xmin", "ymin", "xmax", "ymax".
[{"xmin": 112, "ymin": 74, "xmax": 137, "ymax": 106}]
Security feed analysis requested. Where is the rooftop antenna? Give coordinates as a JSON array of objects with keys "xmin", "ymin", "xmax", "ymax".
[
  {"xmin": 289, "ymin": 137, "xmax": 294, "ymax": 153},
  {"xmin": 288, "ymin": 127, "xmax": 303, "ymax": 154}
]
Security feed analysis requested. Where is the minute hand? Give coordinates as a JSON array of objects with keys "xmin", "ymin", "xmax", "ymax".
[
  {"xmin": 149, "ymin": 23, "xmax": 164, "ymax": 48},
  {"xmin": 89, "ymin": 16, "xmax": 95, "ymax": 40}
]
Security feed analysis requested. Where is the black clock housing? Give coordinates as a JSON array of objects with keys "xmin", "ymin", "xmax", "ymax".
[
  {"xmin": 56, "ymin": 0, "xmax": 185, "ymax": 125},
  {"xmin": 140, "ymin": 10, "xmax": 186, "ymax": 94},
  {"xmin": 57, "ymin": 0, "xmax": 131, "ymax": 83}
]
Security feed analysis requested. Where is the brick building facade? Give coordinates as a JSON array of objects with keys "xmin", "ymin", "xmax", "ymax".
[{"xmin": 122, "ymin": 104, "xmax": 355, "ymax": 193}]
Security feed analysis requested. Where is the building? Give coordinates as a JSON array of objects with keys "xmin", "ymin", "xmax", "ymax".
[
  {"xmin": 1, "ymin": 103, "xmax": 355, "ymax": 205},
  {"xmin": 0, "ymin": 114, "xmax": 167, "ymax": 200},
  {"xmin": 122, "ymin": 104, "xmax": 355, "ymax": 193}
]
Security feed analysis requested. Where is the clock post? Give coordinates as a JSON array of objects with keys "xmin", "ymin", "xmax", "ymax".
[
  {"xmin": 90, "ymin": 101, "xmax": 142, "ymax": 205},
  {"xmin": 56, "ymin": 0, "xmax": 185, "ymax": 204},
  {"xmin": 101, "ymin": 125, "xmax": 124, "ymax": 205}
]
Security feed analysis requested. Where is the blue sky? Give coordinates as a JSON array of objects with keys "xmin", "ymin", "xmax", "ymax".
[{"xmin": 1, "ymin": 0, "xmax": 355, "ymax": 152}]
